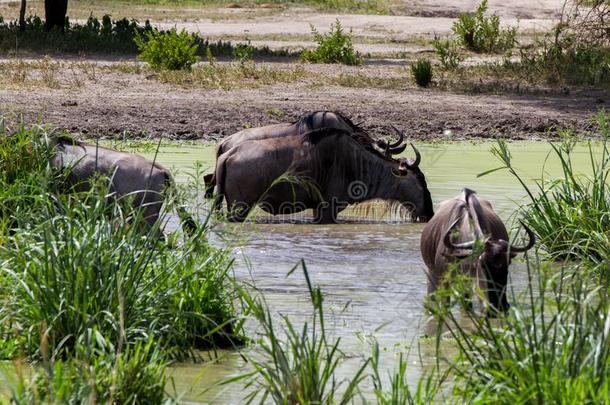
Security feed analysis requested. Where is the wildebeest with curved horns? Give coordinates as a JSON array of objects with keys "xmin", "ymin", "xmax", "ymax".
[
  {"xmin": 203, "ymin": 111, "xmax": 407, "ymax": 197},
  {"xmin": 420, "ymin": 188, "xmax": 534, "ymax": 313},
  {"xmin": 50, "ymin": 136, "xmax": 196, "ymax": 235},
  {"xmin": 214, "ymin": 126, "xmax": 434, "ymax": 223}
]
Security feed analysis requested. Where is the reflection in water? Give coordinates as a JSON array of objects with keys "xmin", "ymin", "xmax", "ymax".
[{"xmin": 142, "ymin": 141, "xmax": 595, "ymax": 402}]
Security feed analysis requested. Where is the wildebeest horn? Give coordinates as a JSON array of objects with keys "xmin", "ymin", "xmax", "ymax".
[
  {"xmin": 405, "ymin": 143, "xmax": 421, "ymax": 168},
  {"xmin": 443, "ymin": 217, "xmax": 475, "ymax": 250},
  {"xmin": 388, "ymin": 125, "xmax": 404, "ymax": 148},
  {"xmin": 510, "ymin": 222, "xmax": 536, "ymax": 253}
]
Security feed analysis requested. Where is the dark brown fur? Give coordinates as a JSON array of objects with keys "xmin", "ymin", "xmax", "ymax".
[{"xmin": 420, "ymin": 188, "xmax": 534, "ymax": 313}]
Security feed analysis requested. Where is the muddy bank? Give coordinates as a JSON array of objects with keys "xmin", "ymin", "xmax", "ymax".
[{"xmin": 1, "ymin": 79, "xmax": 604, "ymax": 141}]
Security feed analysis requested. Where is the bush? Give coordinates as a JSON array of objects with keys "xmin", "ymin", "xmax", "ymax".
[
  {"xmin": 136, "ymin": 27, "xmax": 200, "ymax": 70},
  {"xmin": 432, "ymin": 37, "xmax": 462, "ymax": 70},
  {"xmin": 410, "ymin": 58, "xmax": 433, "ymax": 87},
  {"xmin": 301, "ymin": 19, "xmax": 363, "ymax": 65},
  {"xmin": 516, "ymin": 42, "xmax": 610, "ymax": 86},
  {"xmin": 452, "ymin": 0, "xmax": 516, "ymax": 53}
]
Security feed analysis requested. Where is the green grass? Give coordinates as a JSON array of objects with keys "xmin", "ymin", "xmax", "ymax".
[
  {"xmin": 10, "ymin": 337, "xmax": 169, "ymax": 404},
  {"xmin": 479, "ymin": 110, "xmax": 610, "ymax": 275},
  {"xmin": 410, "ymin": 58, "xmax": 433, "ymax": 87},
  {"xmin": 0, "ymin": 121, "xmax": 244, "ymax": 361},
  {"xmin": 129, "ymin": 0, "xmax": 390, "ymax": 13},
  {"xmin": 430, "ymin": 257, "xmax": 610, "ymax": 404},
  {"xmin": 369, "ymin": 342, "xmax": 448, "ymax": 404},
  {"xmin": 0, "ymin": 119, "xmax": 248, "ymax": 401},
  {"xmin": 452, "ymin": 0, "xmax": 516, "ymax": 53}
]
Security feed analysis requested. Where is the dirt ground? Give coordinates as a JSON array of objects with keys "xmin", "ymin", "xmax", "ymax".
[{"xmin": 0, "ymin": 0, "xmax": 607, "ymax": 141}]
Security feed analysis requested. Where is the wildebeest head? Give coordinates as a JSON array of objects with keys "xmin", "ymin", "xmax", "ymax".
[
  {"xmin": 389, "ymin": 143, "xmax": 434, "ymax": 222},
  {"xmin": 443, "ymin": 219, "xmax": 535, "ymax": 313}
]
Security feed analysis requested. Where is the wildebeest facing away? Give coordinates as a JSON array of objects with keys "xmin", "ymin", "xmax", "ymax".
[
  {"xmin": 420, "ymin": 188, "xmax": 534, "ymax": 313},
  {"xmin": 203, "ymin": 111, "xmax": 407, "ymax": 197},
  {"xmin": 51, "ymin": 136, "xmax": 196, "ymax": 235},
  {"xmin": 214, "ymin": 126, "xmax": 434, "ymax": 223}
]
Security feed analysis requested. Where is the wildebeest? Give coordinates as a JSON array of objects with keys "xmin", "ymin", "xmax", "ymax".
[
  {"xmin": 214, "ymin": 126, "xmax": 434, "ymax": 223},
  {"xmin": 203, "ymin": 111, "xmax": 407, "ymax": 197},
  {"xmin": 50, "ymin": 136, "xmax": 196, "ymax": 235},
  {"xmin": 420, "ymin": 188, "xmax": 534, "ymax": 313}
]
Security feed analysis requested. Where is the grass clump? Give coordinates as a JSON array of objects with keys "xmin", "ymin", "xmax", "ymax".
[
  {"xmin": 0, "ymin": 118, "xmax": 244, "ymax": 395},
  {"xmin": 369, "ymin": 342, "xmax": 447, "ymax": 404},
  {"xmin": 480, "ymin": 111, "xmax": 610, "ymax": 273},
  {"xmin": 432, "ymin": 259, "xmax": 610, "ymax": 404},
  {"xmin": 452, "ymin": 0, "xmax": 516, "ymax": 53},
  {"xmin": 11, "ymin": 337, "xmax": 168, "ymax": 404},
  {"xmin": 301, "ymin": 19, "xmax": 363, "ymax": 66},
  {"xmin": 410, "ymin": 58, "xmax": 433, "ymax": 87},
  {"xmin": 232, "ymin": 261, "xmax": 368, "ymax": 404},
  {"xmin": 432, "ymin": 36, "xmax": 462, "ymax": 70},
  {"xmin": 136, "ymin": 27, "xmax": 200, "ymax": 70},
  {"xmin": 514, "ymin": 42, "xmax": 610, "ymax": 87}
]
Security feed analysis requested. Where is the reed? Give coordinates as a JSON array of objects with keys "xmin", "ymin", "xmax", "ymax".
[
  {"xmin": 431, "ymin": 257, "xmax": 610, "ymax": 403},
  {"xmin": 0, "ymin": 120, "xmax": 244, "ymax": 363},
  {"xmin": 229, "ymin": 260, "xmax": 369, "ymax": 404},
  {"xmin": 480, "ymin": 110, "xmax": 610, "ymax": 277}
]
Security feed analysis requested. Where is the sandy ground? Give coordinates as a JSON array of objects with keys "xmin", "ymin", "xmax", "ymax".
[{"xmin": 0, "ymin": 0, "xmax": 605, "ymax": 140}]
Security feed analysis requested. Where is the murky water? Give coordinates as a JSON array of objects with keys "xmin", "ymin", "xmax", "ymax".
[{"xmin": 140, "ymin": 140, "xmax": 597, "ymax": 403}]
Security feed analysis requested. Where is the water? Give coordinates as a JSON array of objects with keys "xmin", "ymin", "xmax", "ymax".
[{"xmin": 141, "ymin": 140, "xmax": 597, "ymax": 402}]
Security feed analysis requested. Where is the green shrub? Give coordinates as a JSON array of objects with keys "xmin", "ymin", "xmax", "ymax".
[
  {"xmin": 301, "ymin": 19, "xmax": 363, "ymax": 65},
  {"xmin": 233, "ymin": 42, "xmax": 254, "ymax": 63},
  {"xmin": 513, "ymin": 41, "xmax": 610, "ymax": 87},
  {"xmin": 136, "ymin": 27, "xmax": 199, "ymax": 70},
  {"xmin": 432, "ymin": 37, "xmax": 463, "ymax": 70},
  {"xmin": 452, "ymin": 0, "xmax": 516, "ymax": 53},
  {"xmin": 410, "ymin": 58, "xmax": 433, "ymax": 87},
  {"xmin": 0, "ymin": 14, "xmax": 153, "ymax": 54},
  {"xmin": 479, "ymin": 111, "xmax": 610, "ymax": 274}
]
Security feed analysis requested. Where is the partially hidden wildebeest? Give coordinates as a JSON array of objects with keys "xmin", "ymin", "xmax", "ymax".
[
  {"xmin": 50, "ymin": 136, "xmax": 196, "ymax": 235},
  {"xmin": 203, "ymin": 111, "xmax": 407, "ymax": 197},
  {"xmin": 420, "ymin": 188, "xmax": 534, "ymax": 313},
  {"xmin": 214, "ymin": 127, "xmax": 434, "ymax": 223}
]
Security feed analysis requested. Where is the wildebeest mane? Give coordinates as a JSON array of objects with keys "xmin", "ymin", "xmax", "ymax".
[
  {"xmin": 302, "ymin": 127, "xmax": 353, "ymax": 145},
  {"xmin": 294, "ymin": 110, "xmax": 364, "ymax": 133},
  {"xmin": 295, "ymin": 111, "xmax": 390, "ymax": 160}
]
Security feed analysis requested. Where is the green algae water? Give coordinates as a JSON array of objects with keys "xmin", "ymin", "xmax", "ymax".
[{"xmin": 136, "ymin": 140, "xmax": 600, "ymax": 402}]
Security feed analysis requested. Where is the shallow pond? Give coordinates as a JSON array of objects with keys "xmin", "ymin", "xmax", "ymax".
[{"xmin": 140, "ymin": 140, "xmax": 596, "ymax": 402}]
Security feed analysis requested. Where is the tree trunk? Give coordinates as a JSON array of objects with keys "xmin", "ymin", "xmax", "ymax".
[
  {"xmin": 19, "ymin": 0, "xmax": 26, "ymax": 31},
  {"xmin": 44, "ymin": 0, "xmax": 68, "ymax": 31}
]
